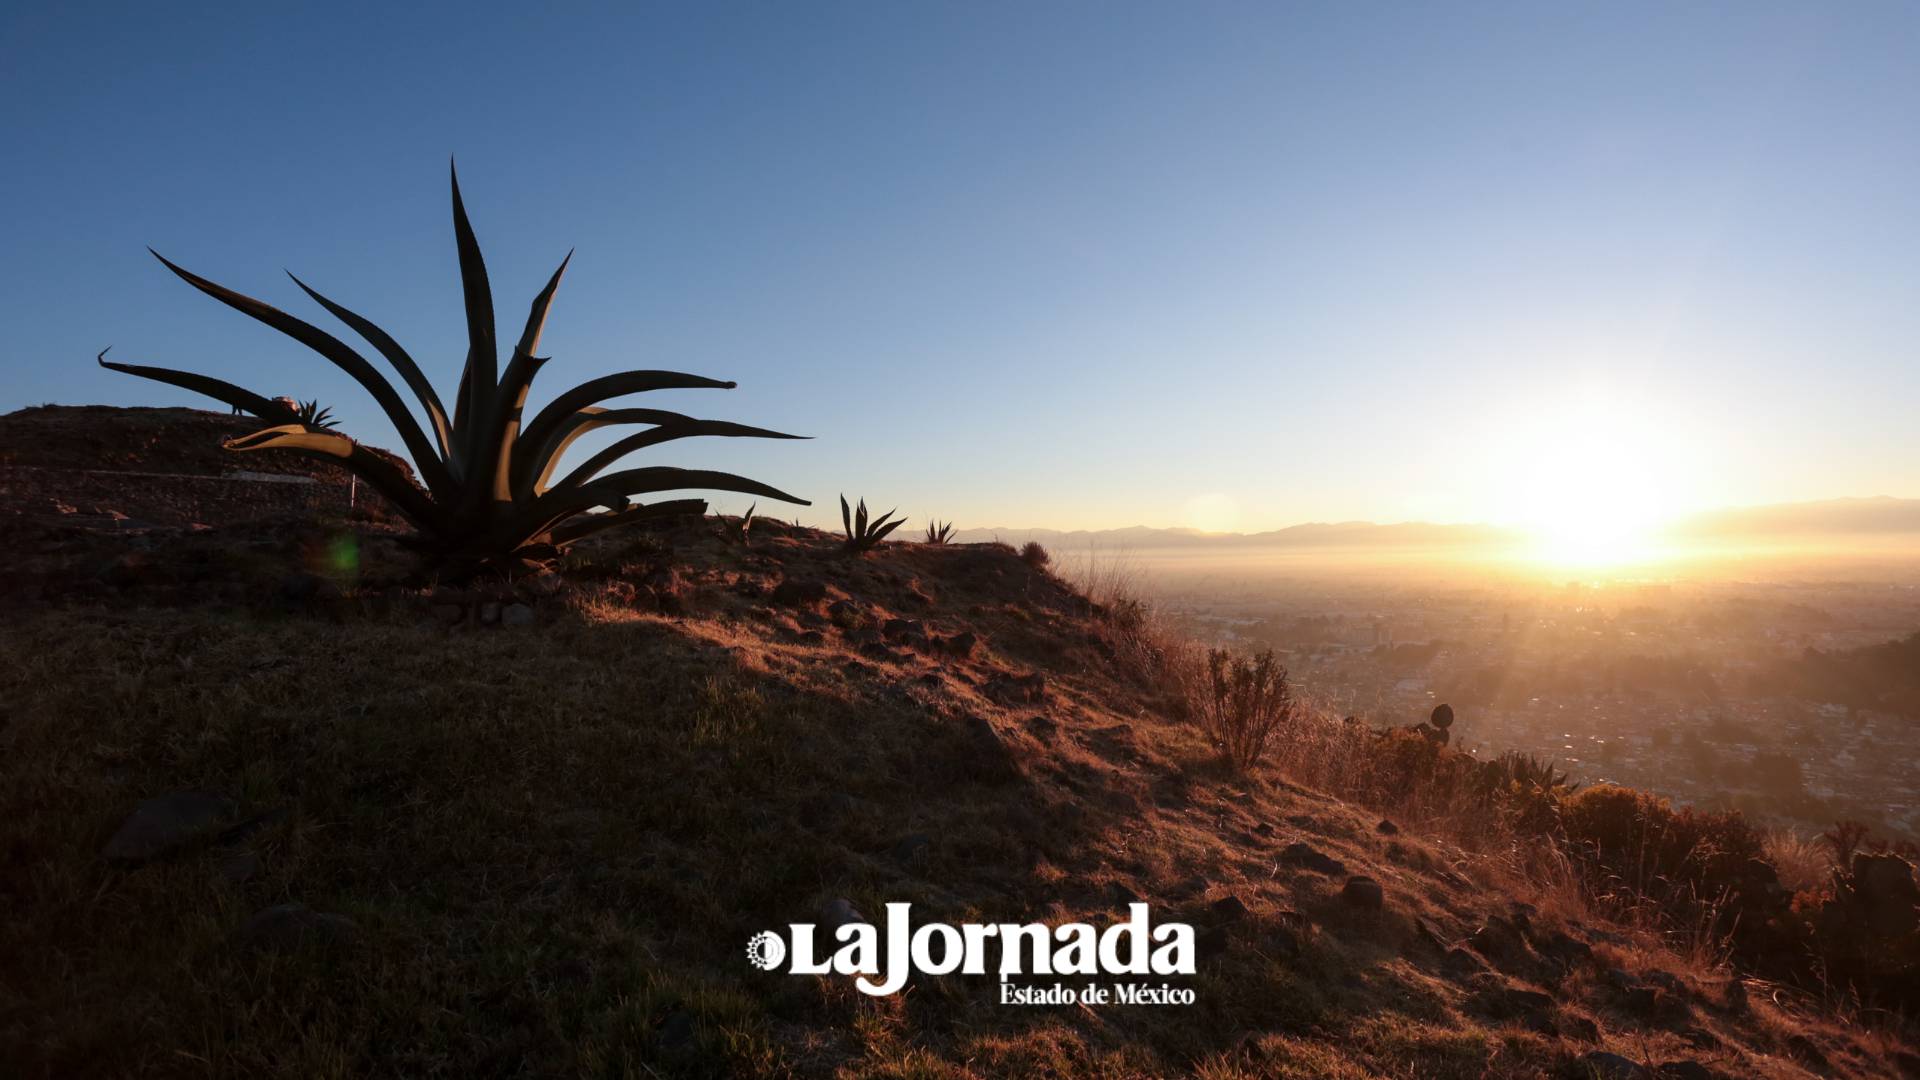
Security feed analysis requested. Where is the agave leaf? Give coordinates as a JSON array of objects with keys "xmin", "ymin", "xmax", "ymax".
[
  {"xmin": 512, "ymin": 371, "xmax": 741, "ymax": 494},
  {"xmin": 286, "ymin": 272, "xmax": 455, "ymax": 465},
  {"xmin": 223, "ymin": 425, "xmax": 444, "ymax": 531},
  {"xmin": 546, "ymin": 498, "xmax": 707, "ymax": 547},
  {"xmin": 449, "ymin": 161, "xmax": 497, "ymax": 451},
  {"xmin": 147, "ymin": 250, "xmax": 454, "ymax": 497},
  {"xmin": 224, "ymin": 424, "xmax": 355, "ymax": 458},
  {"xmin": 514, "ymin": 251, "xmax": 571, "ymax": 358},
  {"xmin": 551, "ymin": 416, "xmax": 807, "ymax": 492},
  {"xmin": 460, "ymin": 252, "xmax": 573, "ymax": 505},
  {"xmin": 464, "ymin": 347, "xmax": 548, "ymax": 513},
  {"xmin": 96, "ymin": 349, "xmax": 299, "ymax": 423},
  {"xmin": 841, "ymin": 494, "xmax": 853, "ymax": 537}
]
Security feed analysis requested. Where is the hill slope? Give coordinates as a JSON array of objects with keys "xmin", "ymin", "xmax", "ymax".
[{"xmin": 1, "ymin": 408, "xmax": 1914, "ymax": 1078}]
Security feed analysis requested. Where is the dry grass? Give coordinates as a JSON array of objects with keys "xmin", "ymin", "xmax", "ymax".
[{"xmin": 0, "ymin": 519, "xmax": 1913, "ymax": 1077}]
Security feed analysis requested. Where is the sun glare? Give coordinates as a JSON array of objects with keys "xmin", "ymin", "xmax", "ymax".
[{"xmin": 1491, "ymin": 387, "xmax": 1699, "ymax": 571}]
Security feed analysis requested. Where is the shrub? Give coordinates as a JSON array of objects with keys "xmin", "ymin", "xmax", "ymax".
[
  {"xmin": 1192, "ymin": 647, "xmax": 1298, "ymax": 772},
  {"xmin": 1020, "ymin": 541, "xmax": 1050, "ymax": 569},
  {"xmin": 101, "ymin": 164, "xmax": 808, "ymax": 575}
]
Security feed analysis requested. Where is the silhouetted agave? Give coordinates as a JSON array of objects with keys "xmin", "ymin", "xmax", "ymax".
[
  {"xmin": 101, "ymin": 164, "xmax": 808, "ymax": 573},
  {"xmin": 923, "ymin": 520, "xmax": 954, "ymax": 544},
  {"xmin": 296, "ymin": 399, "xmax": 339, "ymax": 429},
  {"xmin": 840, "ymin": 495, "xmax": 905, "ymax": 553}
]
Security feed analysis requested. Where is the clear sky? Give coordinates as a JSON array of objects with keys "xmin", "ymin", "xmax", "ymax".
[{"xmin": 4, "ymin": 3, "xmax": 1917, "ymax": 534}]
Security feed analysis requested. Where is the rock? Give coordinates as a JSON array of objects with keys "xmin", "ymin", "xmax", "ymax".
[
  {"xmin": 890, "ymin": 833, "xmax": 931, "ymax": 863},
  {"xmin": 942, "ymin": 631, "xmax": 979, "ymax": 658},
  {"xmin": 1473, "ymin": 985, "xmax": 1555, "ymax": 1021},
  {"xmin": 1340, "ymin": 876, "xmax": 1384, "ymax": 911},
  {"xmin": 821, "ymin": 897, "xmax": 865, "ymax": 931},
  {"xmin": 1196, "ymin": 924, "xmax": 1229, "ymax": 957},
  {"xmin": 771, "ymin": 579, "xmax": 828, "ymax": 607},
  {"xmin": 984, "ymin": 672, "xmax": 1046, "ymax": 706},
  {"xmin": 1108, "ymin": 882, "xmax": 1141, "ymax": 907},
  {"xmin": 1561, "ymin": 1014, "xmax": 1601, "ymax": 1042},
  {"xmin": 219, "ymin": 850, "xmax": 262, "ymax": 884},
  {"xmin": 1210, "ymin": 895, "xmax": 1251, "ymax": 923},
  {"xmin": 477, "ymin": 601, "xmax": 501, "ymax": 625},
  {"xmin": 827, "ymin": 599, "xmax": 861, "ymax": 627},
  {"xmin": 102, "ymin": 792, "xmax": 235, "ymax": 863},
  {"xmin": 1572, "ymin": 1051, "xmax": 1645, "ymax": 1080},
  {"xmin": 882, "ymin": 618, "xmax": 929, "ymax": 647},
  {"xmin": 1441, "ymin": 947, "xmax": 1487, "ymax": 979},
  {"xmin": 1279, "ymin": 842, "xmax": 1346, "ymax": 876},
  {"xmin": 430, "ymin": 602, "xmax": 466, "ymax": 625},
  {"xmin": 657, "ymin": 1010, "xmax": 696, "ymax": 1051},
  {"xmin": 501, "ymin": 603, "xmax": 535, "ymax": 627},
  {"xmin": 1467, "ymin": 916, "xmax": 1533, "ymax": 967},
  {"xmin": 1376, "ymin": 819, "xmax": 1399, "ymax": 835},
  {"xmin": 1535, "ymin": 928, "xmax": 1595, "ymax": 970},
  {"xmin": 859, "ymin": 641, "xmax": 902, "ymax": 663},
  {"xmin": 1653, "ymin": 1060, "xmax": 1714, "ymax": 1080},
  {"xmin": 1720, "ymin": 978, "xmax": 1747, "ymax": 1014},
  {"xmin": 237, "ymin": 903, "xmax": 360, "ymax": 951}
]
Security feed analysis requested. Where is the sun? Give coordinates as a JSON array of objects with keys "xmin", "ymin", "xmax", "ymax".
[{"xmin": 1489, "ymin": 387, "xmax": 1698, "ymax": 571}]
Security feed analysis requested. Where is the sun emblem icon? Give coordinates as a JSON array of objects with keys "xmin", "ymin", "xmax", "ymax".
[{"xmin": 745, "ymin": 931, "xmax": 786, "ymax": 972}]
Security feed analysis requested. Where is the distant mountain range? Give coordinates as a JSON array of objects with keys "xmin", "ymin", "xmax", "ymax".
[{"xmin": 952, "ymin": 497, "xmax": 1920, "ymax": 549}]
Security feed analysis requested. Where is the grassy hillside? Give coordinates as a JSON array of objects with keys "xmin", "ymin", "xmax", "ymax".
[{"xmin": 1, "ymin": 409, "xmax": 1915, "ymax": 1078}]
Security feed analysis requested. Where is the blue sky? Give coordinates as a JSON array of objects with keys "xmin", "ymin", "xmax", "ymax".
[{"xmin": 4, "ymin": 2, "xmax": 1917, "ymax": 532}]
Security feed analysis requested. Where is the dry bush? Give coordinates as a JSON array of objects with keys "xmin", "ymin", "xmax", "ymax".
[
  {"xmin": 1189, "ymin": 647, "xmax": 1300, "ymax": 772},
  {"xmin": 1019, "ymin": 540, "xmax": 1051, "ymax": 569},
  {"xmin": 1767, "ymin": 827, "xmax": 1833, "ymax": 895}
]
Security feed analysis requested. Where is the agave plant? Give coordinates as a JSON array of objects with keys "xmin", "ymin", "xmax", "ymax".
[
  {"xmin": 840, "ymin": 495, "xmax": 905, "ymax": 553},
  {"xmin": 101, "ymin": 164, "xmax": 808, "ymax": 573},
  {"xmin": 297, "ymin": 399, "xmax": 340, "ymax": 429},
  {"xmin": 722, "ymin": 503, "xmax": 755, "ymax": 545},
  {"xmin": 923, "ymin": 519, "xmax": 954, "ymax": 544}
]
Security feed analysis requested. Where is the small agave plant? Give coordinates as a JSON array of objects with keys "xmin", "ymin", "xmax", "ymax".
[
  {"xmin": 923, "ymin": 520, "xmax": 954, "ymax": 544},
  {"xmin": 841, "ymin": 495, "xmax": 905, "ymax": 553},
  {"xmin": 102, "ymin": 164, "xmax": 808, "ymax": 574}
]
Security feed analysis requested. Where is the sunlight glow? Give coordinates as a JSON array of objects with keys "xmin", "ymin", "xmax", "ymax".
[{"xmin": 1491, "ymin": 386, "xmax": 1700, "ymax": 570}]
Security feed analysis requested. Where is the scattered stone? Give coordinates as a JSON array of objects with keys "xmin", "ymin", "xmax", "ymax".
[
  {"xmin": 1108, "ymin": 882, "xmax": 1141, "ymax": 907},
  {"xmin": 942, "ymin": 631, "xmax": 979, "ymax": 658},
  {"xmin": 890, "ymin": 833, "xmax": 931, "ymax": 863},
  {"xmin": 657, "ymin": 1010, "xmax": 696, "ymax": 1051},
  {"xmin": 882, "ymin": 618, "xmax": 930, "ymax": 648},
  {"xmin": 477, "ymin": 601, "xmax": 501, "ymax": 624},
  {"xmin": 102, "ymin": 792, "xmax": 235, "ymax": 863},
  {"xmin": 796, "ymin": 629, "xmax": 826, "ymax": 646},
  {"xmin": 827, "ymin": 599, "xmax": 861, "ymax": 627},
  {"xmin": 1441, "ymin": 947, "xmax": 1487, "ymax": 979},
  {"xmin": 1652, "ymin": 1062, "xmax": 1714, "ymax": 1080},
  {"xmin": 216, "ymin": 805, "xmax": 289, "ymax": 846},
  {"xmin": 984, "ymin": 672, "xmax": 1047, "ymax": 706},
  {"xmin": 1376, "ymin": 819, "xmax": 1399, "ymax": 835},
  {"xmin": 770, "ymin": 579, "xmax": 827, "ymax": 607},
  {"xmin": 1720, "ymin": 978, "xmax": 1747, "ymax": 1014},
  {"xmin": 1340, "ymin": 876, "xmax": 1384, "ymax": 911},
  {"xmin": 1279, "ymin": 842, "xmax": 1346, "ymax": 876},
  {"xmin": 1210, "ymin": 895, "xmax": 1251, "ymax": 923},
  {"xmin": 1253, "ymin": 821, "xmax": 1274, "ymax": 837},
  {"xmin": 821, "ymin": 897, "xmax": 865, "ymax": 931},
  {"xmin": 1561, "ymin": 1014, "xmax": 1601, "ymax": 1042},
  {"xmin": 237, "ymin": 903, "xmax": 360, "ymax": 951},
  {"xmin": 1534, "ymin": 928, "xmax": 1595, "ymax": 970},
  {"xmin": 1467, "ymin": 916, "xmax": 1533, "ymax": 967},
  {"xmin": 219, "ymin": 850, "xmax": 262, "ymax": 885},
  {"xmin": 501, "ymin": 603, "xmax": 535, "ymax": 627}
]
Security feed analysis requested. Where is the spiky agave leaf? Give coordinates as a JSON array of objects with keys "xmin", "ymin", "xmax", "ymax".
[{"xmin": 924, "ymin": 520, "xmax": 954, "ymax": 544}]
